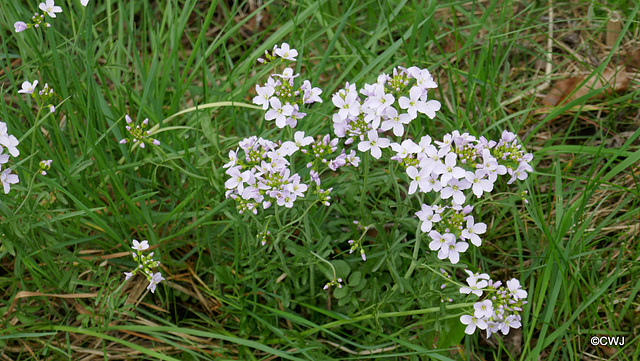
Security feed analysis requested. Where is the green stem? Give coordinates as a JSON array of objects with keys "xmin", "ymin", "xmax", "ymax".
[
  {"xmin": 267, "ymin": 301, "xmax": 473, "ymax": 344},
  {"xmin": 360, "ymin": 151, "xmax": 370, "ymax": 219},
  {"xmin": 310, "ymin": 251, "xmax": 337, "ymax": 279},
  {"xmin": 28, "ymin": 107, "xmax": 43, "ymax": 171},
  {"xmin": 117, "ymin": 101, "xmax": 262, "ymax": 164},
  {"xmin": 99, "ymin": 102, "xmax": 262, "ymax": 191},
  {"xmin": 403, "ymin": 221, "xmax": 422, "ymax": 279}
]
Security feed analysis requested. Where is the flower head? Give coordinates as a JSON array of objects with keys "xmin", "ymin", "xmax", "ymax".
[
  {"xmin": 0, "ymin": 169, "xmax": 19, "ymax": 194},
  {"xmin": 39, "ymin": 159, "xmax": 53, "ymax": 175},
  {"xmin": 264, "ymin": 98, "xmax": 294, "ymax": 128},
  {"xmin": 39, "ymin": 0, "xmax": 63, "ymax": 18},
  {"xmin": 358, "ymin": 130, "xmax": 390, "ymax": 159},
  {"xmin": 132, "ymin": 239, "xmax": 149, "ymax": 251},
  {"xmin": 460, "ymin": 314, "xmax": 488, "ymax": 335},
  {"xmin": 120, "ymin": 115, "xmax": 160, "ymax": 148},
  {"xmin": 14, "ymin": 22, "xmax": 28, "ymax": 32},
  {"xmin": 147, "ymin": 272, "xmax": 165, "ymax": 293},
  {"xmin": 253, "ymin": 84, "xmax": 274, "ymax": 110},
  {"xmin": 274, "ymin": 43, "xmax": 298, "ymax": 61},
  {"xmin": 18, "ymin": 80, "xmax": 38, "ymax": 94},
  {"xmin": 0, "ymin": 135, "xmax": 20, "ymax": 158},
  {"xmin": 461, "ymin": 218, "xmax": 487, "ymax": 247}
]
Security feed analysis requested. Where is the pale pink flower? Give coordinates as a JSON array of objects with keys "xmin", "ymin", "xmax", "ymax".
[
  {"xmin": 274, "ymin": 43, "xmax": 298, "ymax": 61},
  {"xmin": 147, "ymin": 272, "xmax": 165, "ymax": 293},
  {"xmin": 14, "ymin": 22, "xmax": 28, "ymax": 32},
  {"xmin": 0, "ymin": 169, "xmax": 19, "ymax": 194},
  {"xmin": 357, "ymin": 130, "xmax": 390, "ymax": 159},
  {"xmin": 18, "ymin": 80, "xmax": 38, "ymax": 94},
  {"xmin": 39, "ymin": 0, "xmax": 63, "ymax": 18}
]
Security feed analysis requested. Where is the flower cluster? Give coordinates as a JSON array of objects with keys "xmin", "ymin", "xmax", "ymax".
[
  {"xmin": 398, "ymin": 130, "xmax": 533, "ymax": 263},
  {"xmin": 252, "ymin": 43, "xmax": 323, "ymax": 128},
  {"xmin": 396, "ymin": 130, "xmax": 533, "ymax": 203},
  {"xmin": 323, "ymin": 277, "xmax": 343, "ymax": 290},
  {"xmin": 257, "ymin": 230, "xmax": 271, "ymax": 246},
  {"xmin": 224, "ymin": 131, "xmax": 357, "ymax": 214},
  {"xmin": 0, "ymin": 122, "xmax": 20, "ymax": 194},
  {"xmin": 38, "ymin": 159, "xmax": 53, "ymax": 175},
  {"xmin": 331, "ymin": 66, "xmax": 441, "ymax": 151},
  {"xmin": 319, "ymin": 58, "xmax": 531, "ymax": 331},
  {"xmin": 18, "ymin": 80, "xmax": 57, "ymax": 113},
  {"xmin": 347, "ymin": 220, "xmax": 372, "ymax": 261},
  {"xmin": 257, "ymin": 42, "xmax": 299, "ymax": 63},
  {"xmin": 232, "ymin": 43, "xmax": 532, "ymax": 331},
  {"xmin": 327, "ymin": 65, "xmax": 533, "ymax": 265},
  {"xmin": 118, "ymin": 115, "xmax": 160, "ymax": 149},
  {"xmin": 124, "ymin": 239, "xmax": 165, "ymax": 293},
  {"xmin": 14, "ymin": 0, "xmax": 63, "ymax": 32},
  {"xmin": 459, "ymin": 270, "xmax": 527, "ymax": 338}
]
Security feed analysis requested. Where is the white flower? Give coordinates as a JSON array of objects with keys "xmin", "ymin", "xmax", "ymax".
[
  {"xmin": 264, "ymin": 98, "xmax": 294, "ymax": 128},
  {"xmin": 460, "ymin": 270, "xmax": 488, "ymax": 296},
  {"xmin": 435, "ymin": 134, "xmax": 453, "ymax": 151},
  {"xmin": 501, "ymin": 315, "xmax": 522, "ymax": 335},
  {"xmin": 507, "ymin": 162, "xmax": 533, "ymax": 184},
  {"xmin": 461, "ymin": 218, "xmax": 487, "ymax": 247},
  {"xmin": 293, "ymin": 131, "xmax": 314, "ymax": 147},
  {"xmin": 1, "ymin": 122, "xmax": 9, "ymax": 137},
  {"xmin": 416, "ymin": 204, "xmax": 441, "ymax": 232},
  {"xmin": 345, "ymin": 150, "xmax": 360, "ymax": 166},
  {"xmin": 18, "ymin": 80, "xmax": 38, "ymax": 94},
  {"xmin": 434, "ymin": 152, "xmax": 465, "ymax": 184},
  {"xmin": 443, "ymin": 240, "xmax": 468, "ymax": 264},
  {"xmin": 225, "ymin": 167, "xmax": 243, "ymax": 192},
  {"xmin": 362, "ymin": 105, "xmax": 384, "ymax": 130},
  {"xmin": 398, "ymin": 86, "xmax": 429, "ymax": 119},
  {"xmin": 474, "ymin": 300, "xmax": 494, "ymax": 319},
  {"xmin": 486, "ymin": 321, "xmax": 501, "ymax": 339},
  {"xmin": 275, "ymin": 67, "xmax": 298, "ymax": 81},
  {"xmin": 466, "ymin": 170, "xmax": 494, "ymax": 197},
  {"xmin": 39, "ymin": 0, "xmax": 63, "ymax": 18},
  {"xmin": 147, "ymin": 272, "xmax": 165, "ymax": 293},
  {"xmin": 364, "ymin": 86, "xmax": 394, "ymax": 111},
  {"xmin": 14, "ymin": 21, "xmax": 28, "ymax": 33},
  {"xmin": 406, "ymin": 166, "xmax": 429, "ymax": 195},
  {"xmin": 252, "ymin": 84, "xmax": 274, "ymax": 110},
  {"xmin": 460, "ymin": 315, "xmax": 487, "ymax": 335},
  {"xmin": 440, "ymin": 178, "xmax": 471, "ymax": 205},
  {"xmin": 276, "ymin": 190, "xmax": 296, "ymax": 208},
  {"xmin": 0, "ymin": 151, "xmax": 9, "ymax": 165},
  {"xmin": 480, "ymin": 149, "xmax": 507, "ymax": 182},
  {"xmin": 409, "ymin": 67, "xmax": 438, "ymax": 89},
  {"xmin": 332, "ymin": 91, "xmax": 360, "ymax": 120},
  {"xmin": 81, "ymin": 0, "xmax": 89, "ymax": 6},
  {"xmin": 274, "ymin": 43, "xmax": 298, "ymax": 61},
  {"xmin": 0, "ymin": 169, "xmax": 19, "ymax": 194},
  {"xmin": 0, "ymin": 135, "xmax": 20, "ymax": 157},
  {"xmin": 390, "ymin": 139, "xmax": 421, "ymax": 160},
  {"xmin": 428, "ymin": 230, "xmax": 454, "ymax": 252},
  {"xmin": 506, "ymin": 279, "xmax": 528, "ymax": 300},
  {"xmin": 381, "ymin": 107, "xmax": 413, "ymax": 137},
  {"xmin": 131, "ymin": 239, "xmax": 149, "ymax": 251},
  {"xmin": 419, "ymin": 97, "xmax": 441, "ymax": 119},
  {"xmin": 223, "ymin": 150, "xmax": 237, "ymax": 169},
  {"xmin": 357, "ymin": 130, "xmax": 390, "ymax": 159}
]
